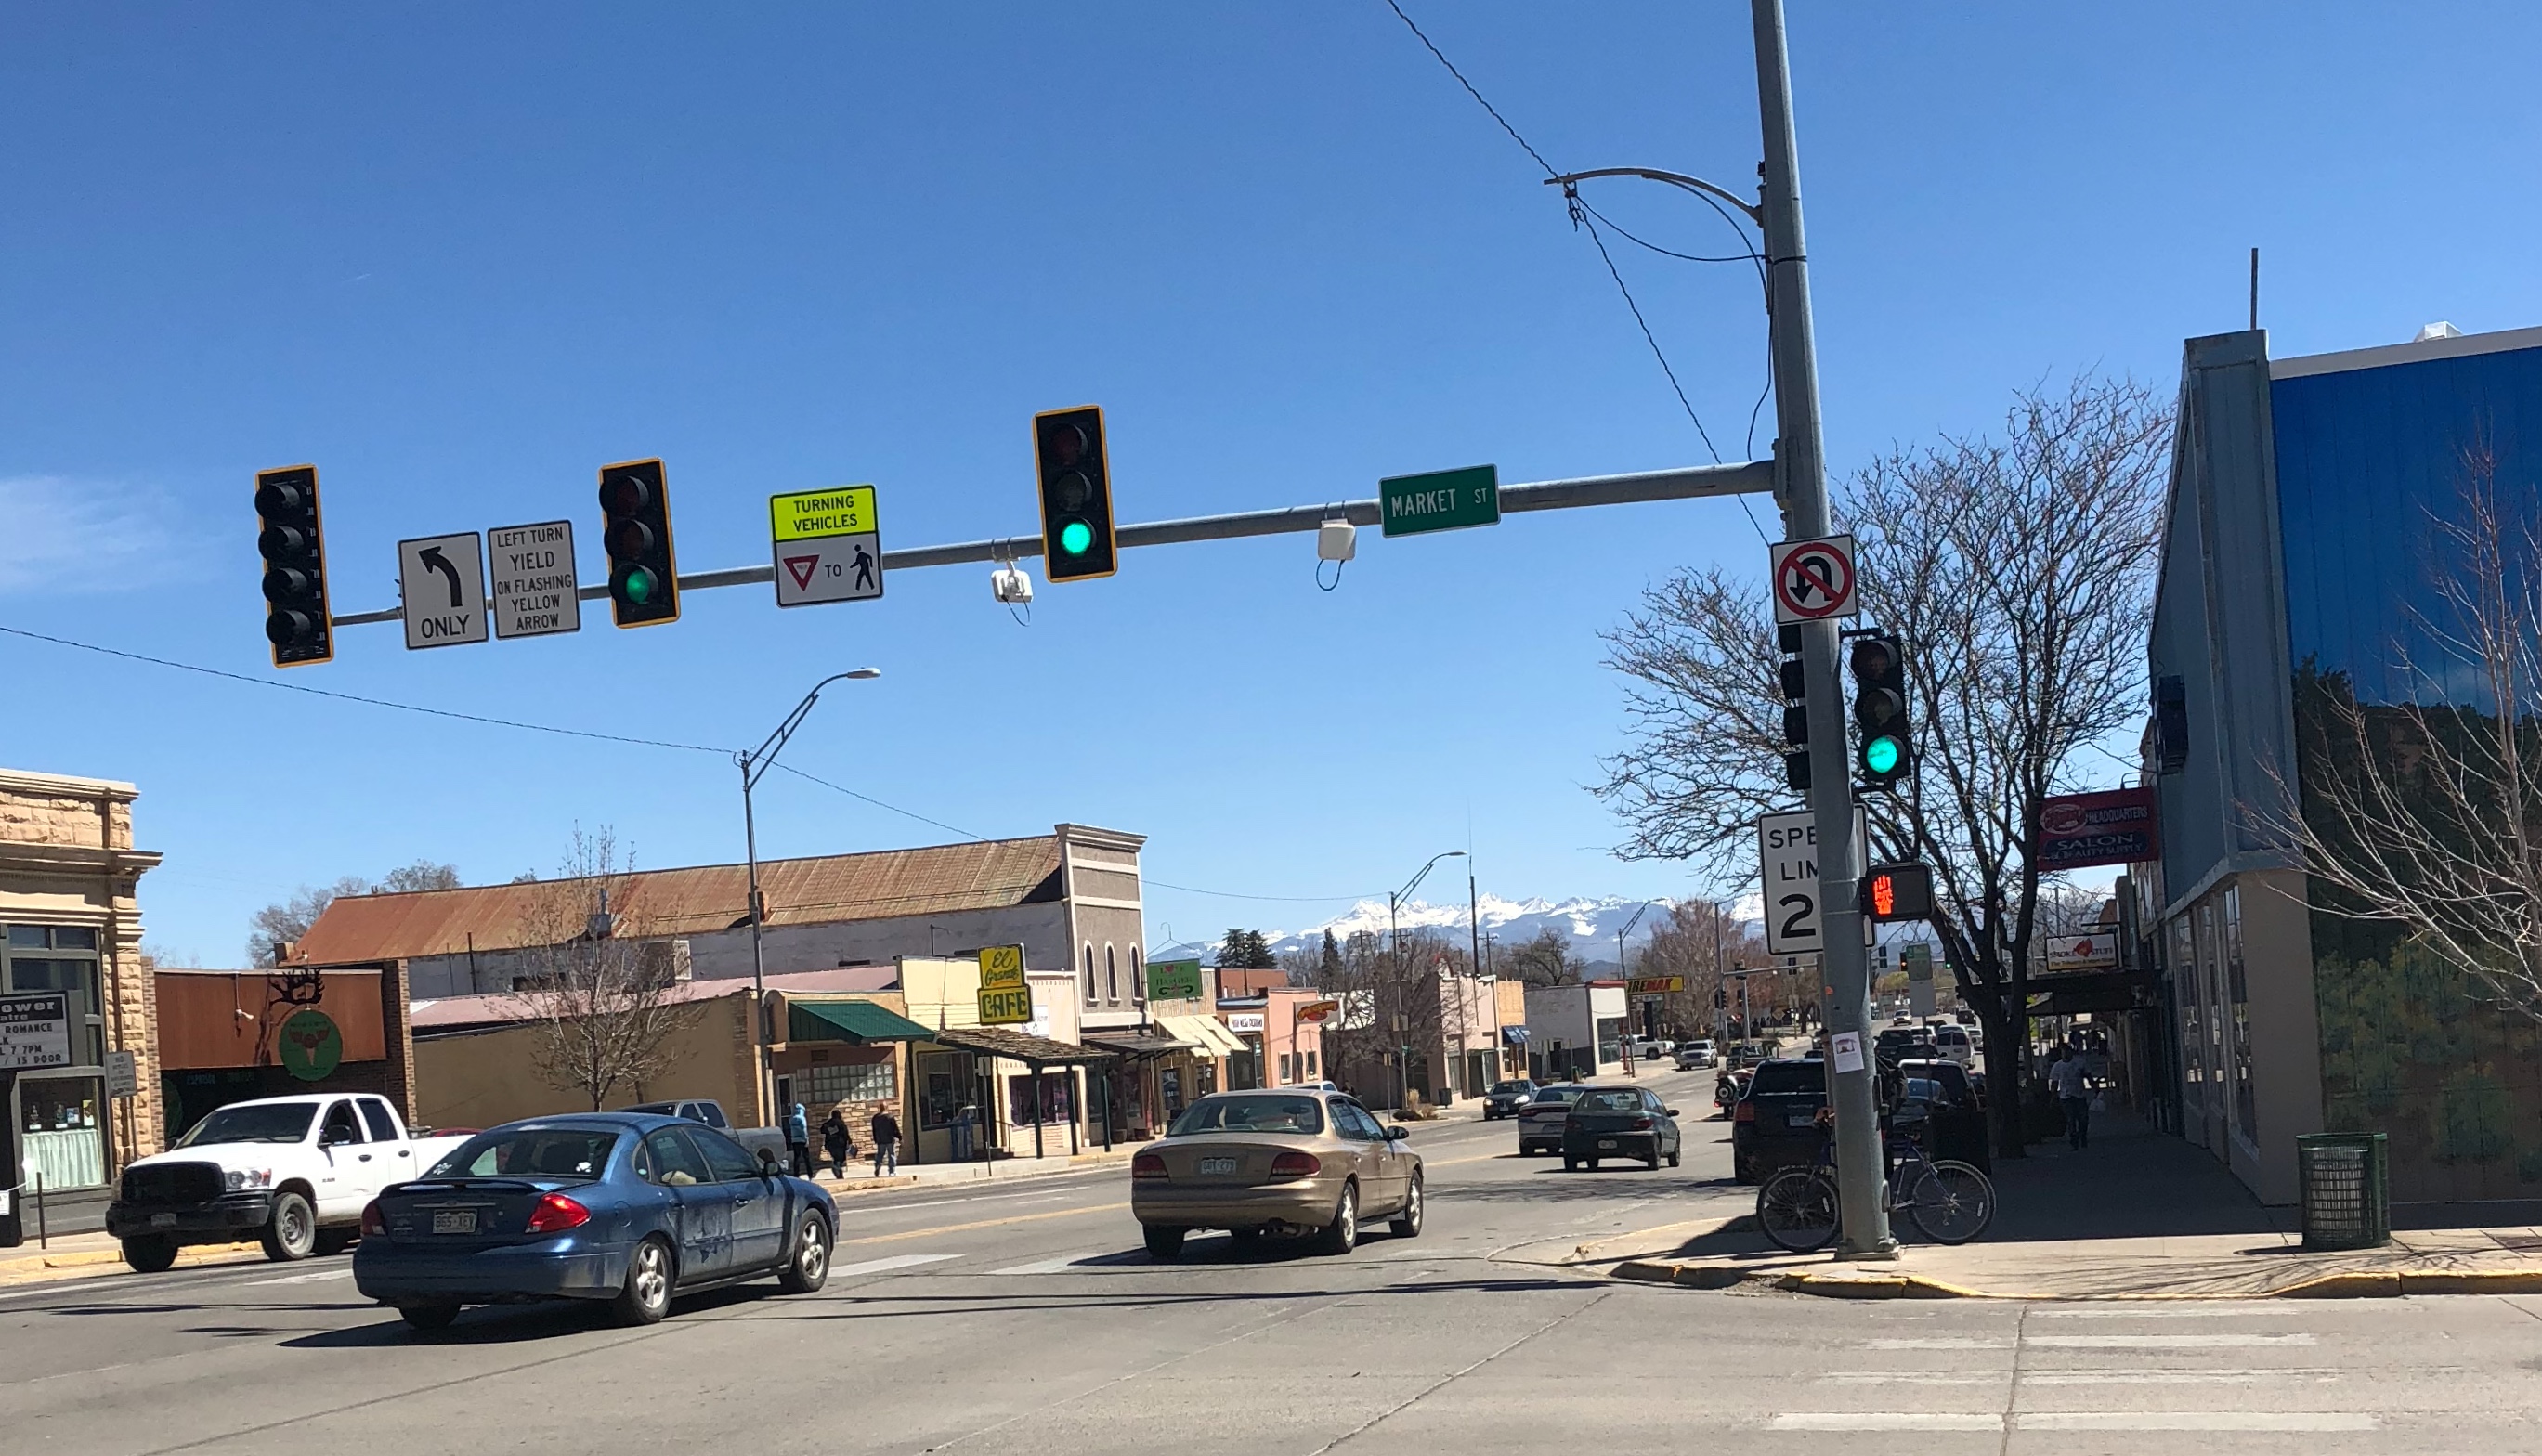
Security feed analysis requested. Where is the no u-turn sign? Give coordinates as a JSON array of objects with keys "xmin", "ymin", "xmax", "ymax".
[{"xmin": 1769, "ymin": 533, "xmax": 1859, "ymax": 625}]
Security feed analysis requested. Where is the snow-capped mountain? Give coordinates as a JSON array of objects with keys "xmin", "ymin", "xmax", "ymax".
[{"xmin": 1153, "ymin": 893, "xmax": 1698, "ymax": 969}]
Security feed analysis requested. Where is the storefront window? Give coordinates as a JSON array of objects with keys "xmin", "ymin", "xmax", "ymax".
[
  {"xmin": 919, "ymin": 1051, "xmax": 977, "ymax": 1129},
  {"xmin": 1596, "ymin": 1017, "xmax": 1625, "ymax": 1065},
  {"xmin": 2171, "ymin": 915, "xmax": 2203, "ymax": 1112},
  {"xmin": 20, "ymin": 1076, "xmax": 105, "ymax": 1190},
  {"xmin": 5, "ymin": 926, "xmax": 107, "ymax": 1068},
  {"xmin": 2225, "ymin": 887, "xmax": 2257, "ymax": 1143},
  {"xmin": 799, "ymin": 1058, "xmax": 895, "ymax": 1111},
  {"xmin": 1007, "ymin": 1071, "xmax": 1073, "ymax": 1126}
]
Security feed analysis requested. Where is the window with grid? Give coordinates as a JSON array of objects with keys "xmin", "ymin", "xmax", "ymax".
[{"xmin": 800, "ymin": 1060, "xmax": 896, "ymax": 1107}]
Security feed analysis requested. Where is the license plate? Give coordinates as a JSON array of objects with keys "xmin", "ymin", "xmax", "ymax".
[
  {"xmin": 150, "ymin": 1213, "xmax": 177, "ymax": 1228},
  {"xmin": 1196, "ymin": 1157, "xmax": 1237, "ymax": 1176},
  {"xmin": 432, "ymin": 1210, "xmax": 477, "ymax": 1235},
  {"xmin": 1788, "ymin": 1112, "xmax": 1819, "ymax": 1128},
  {"xmin": 1598, "ymin": 1138, "xmax": 1618, "ymax": 1150}
]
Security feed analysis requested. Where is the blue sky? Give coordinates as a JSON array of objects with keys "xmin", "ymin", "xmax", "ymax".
[{"xmin": 5, "ymin": 4, "xmax": 2539, "ymax": 965}]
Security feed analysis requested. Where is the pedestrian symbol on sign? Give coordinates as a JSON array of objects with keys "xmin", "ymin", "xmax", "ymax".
[{"xmin": 851, "ymin": 543, "xmax": 876, "ymax": 593}]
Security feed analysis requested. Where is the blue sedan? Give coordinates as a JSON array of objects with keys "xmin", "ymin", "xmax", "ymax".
[{"xmin": 353, "ymin": 1112, "xmax": 836, "ymax": 1332}]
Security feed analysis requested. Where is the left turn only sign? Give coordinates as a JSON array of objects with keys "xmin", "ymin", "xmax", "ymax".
[
  {"xmin": 398, "ymin": 532, "xmax": 489, "ymax": 649},
  {"xmin": 770, "ymin": 486, "xmax": 883, "ymax": 607}
]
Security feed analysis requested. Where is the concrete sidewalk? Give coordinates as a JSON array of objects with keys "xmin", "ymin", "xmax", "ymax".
[{"xmin": 1610, "ymin": 1111, "xmax": 2542, "ymax": 1299}]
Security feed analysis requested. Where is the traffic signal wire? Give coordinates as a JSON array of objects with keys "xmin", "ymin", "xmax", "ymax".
[
  {"xmin": 763, "ymin": 760, "xmax": 990, "ymax": 843},
  {"xmin": 0, "ymin": 622, "xmax": 731, "ymax": 755}
]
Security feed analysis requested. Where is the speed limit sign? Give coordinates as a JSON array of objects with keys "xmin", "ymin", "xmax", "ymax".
[{"xmin": 1757, "ymin": 806, "xmax": 1870, "ymax": 955}]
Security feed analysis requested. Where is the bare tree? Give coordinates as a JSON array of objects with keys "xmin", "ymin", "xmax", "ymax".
[
  {"xmin": 1499, "ymin": 928, "xmax": 1586, "ymax": 986},
  {"xmin": 515, "ymin": 828, "xmax": 700, "ymax": 1111},
  {"xmin": 1635, "ymin": 899, "xmax": 1765, "ymax": 1035},
  {"xmin": 246, "ymin": 859, "xmax": 461, "ymax": 966},
  {"xmin": 1597, "ymin": 377, "xmax": 2172, "ymax": 1153},
  {"xmin": 2271, "ymin": 449, "xmax": 2542, "ymax": 1025}
]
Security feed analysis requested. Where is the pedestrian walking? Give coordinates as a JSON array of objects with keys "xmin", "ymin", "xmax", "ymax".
[
  {"xmin": 871, "ymin": 1107, "xmax": 901, "ymax": 1176},
  {"xmin": 784, "ymin": 1101, "xmax": 814, "ymax": 1177},
  {"xmin": 821, "ymin": 1107, "xmax": 853, "ymax": 1179},
  {"xmin": 2048, "ymin": 1046, "xmax": 2092, "ymax": 1150}
]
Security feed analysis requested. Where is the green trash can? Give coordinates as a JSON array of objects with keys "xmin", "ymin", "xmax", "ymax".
[{"xmin": 2295, "ymin": 1132, "xmax": 2390, "ymax": 1250}]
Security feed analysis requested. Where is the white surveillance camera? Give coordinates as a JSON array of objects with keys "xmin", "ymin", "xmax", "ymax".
[
  {"xmin": 991, "ymin": 566, "xmax": 1034, "ymax": 604},
  {"xmin": 1318, "ymin": 519, "xmax": 1357, "ymax": 563}
]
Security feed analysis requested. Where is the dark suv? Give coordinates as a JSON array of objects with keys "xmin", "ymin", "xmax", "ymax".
[
  {"xmin": 1891, "ymin": 1058, "xmax": 1991, "ymax": 1172},
  {"xmin": 1731, "ymin": 1058, "xmax": 1829, "ymax": 1184}
]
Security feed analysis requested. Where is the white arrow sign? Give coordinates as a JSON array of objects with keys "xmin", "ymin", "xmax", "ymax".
[{"xmin": 398, "ymin": 532, "xmax": 489, "ymax": 650}]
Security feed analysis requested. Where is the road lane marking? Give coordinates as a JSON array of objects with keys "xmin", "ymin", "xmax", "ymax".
[
  {"xmin": 1822, "ymin": 1369, "xmax": 2343, "ymax": 1385},
  {"xmin": 2031, "ymin": 1306, "xmax": 2286, "ymax": 1318},
  {"xmin": 849, "ymin": 1192, "xmax": 1066, "ymax": 1216},
  {"xmin": 1866, "ymin": 1333, "xmax": 2317, "ymax": 1349},
  {"xmin": 1771, "ymin": 1413, "xmax": 2376, "ymax": 1432},
  {"xmin": 840, "ymin": 1201, "xmax": 1129, "ymax": 1245},
  {"xmin": 829, "ymin": 1254, "xmax": 961, "ymax": 1278},
  {"xmin": 248, "ymin": 1268, "xmax": 353, "ymax": 1286},
  {"xmin": 991, "ymin": 1252, "xmax": 1102, "ymax": 1275}
]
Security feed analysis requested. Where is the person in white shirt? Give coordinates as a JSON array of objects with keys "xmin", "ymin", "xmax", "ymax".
[{"xmin": 2047, "ymin": 1045, "xmax": 2092, "ymax": 1150}]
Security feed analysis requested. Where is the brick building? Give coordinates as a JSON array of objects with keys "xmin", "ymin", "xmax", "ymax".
[{"xmin": 0, "ymin": 768, "xmax": 163, "ymax": 1232}]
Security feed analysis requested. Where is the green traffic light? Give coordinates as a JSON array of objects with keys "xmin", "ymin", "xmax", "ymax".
[
  {"xmin": 1058, "ymin": 519, "xmax": 1093, "ymax": 556},
  {"xmin": 621, "ymin": 566, "xmax": 655, "ymax": 604},
  {"xmin": 1863, "ymin": 735, "xmax": 1903, "ymax": 775}
]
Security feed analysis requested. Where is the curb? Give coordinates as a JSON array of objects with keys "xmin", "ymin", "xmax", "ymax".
[
  {"xmin": 0, "ymin": 1241, "xmax": 262, "ymax": 1287},
  {"xmin": 1609, "ymin": 1258, "xmax": 2542, "ymax": 1301}
]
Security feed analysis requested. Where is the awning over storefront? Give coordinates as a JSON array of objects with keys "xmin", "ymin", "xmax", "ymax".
[
  {"xmin": 930, "ymin": 1025, "xmax": 1116, "ymax": 1065},
  {"xmin": 1501, "ymin": 1026, "xmax": 1532, "ymax": 1045},
  {"xmin": 787, "ymin": 998, "xmax": 935, "ymax": 1045},
  {"xmin": 1081, "ymin": 1031, "xmax": 1194, "ymax": 1059},
  {"xmin": 1160, "ymin": 1014, "xmax": 1247, "ymax": 1060}
]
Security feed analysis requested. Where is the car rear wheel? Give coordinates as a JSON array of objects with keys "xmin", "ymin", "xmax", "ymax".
[
  {"xmin": 1388, "ymin": 1174, "xmax": 1424, "ymax": 1238},
  {"xmin": 778, "ymin": 1216, "xmax": 830, "ymax": 1293},
  {"xmin": 260, "ymin": 1191, "xmax": 317, "ymax": 1263},
  {"xmin": 1646, "ymin": 1147, "xmax": 1662, "ymax": 1171},
  {"xmin": 1315, "ymin": 1182, "xmax": 1358, "ymax": 1255},
  {"xmin": 398, "ymin": 1304, "xmax": 460, "ymax": 1332},
  {"xmin": 612, "ymin": 1237, "xmax": 673, "ymax": 1326},
  {"xmin": 121, "ymin": 1235, "xmax": 178, "ymax": 1274},
  {"xmin": 1142, "ymin": 1225, "xmax": 1186, "ymax": 1261}
]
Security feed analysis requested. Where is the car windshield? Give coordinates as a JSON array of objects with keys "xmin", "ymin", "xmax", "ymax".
[
  {"xmin": 1527, "ymin": 1086, "xmax": 1584, "ymax": 1108},
  {"xmin": 1170, "ymin": 1095, "xmax": 1325, "ymax": 1136},
  {"xmin": 1749, "ymin": 1061, "xmax": 1830, "ymax": 1095},
  {"xmin": 424, "ymin": 1128, "xmax": 622, "ymax": 1182},
  {"xmin": 1575, "ymin": 1090, "xmax": 1645, "ymax": 1112},
  {"xmin": 176, "ymin": 1103, "xmax": 315, "ymax": 1146},
  {"xmin": 1490, "ymin": 1081, "xmax": 1531, "ymax": 1094}
]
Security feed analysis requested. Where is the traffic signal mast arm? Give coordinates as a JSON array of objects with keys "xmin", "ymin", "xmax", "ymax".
[{"xmin": 324, "ymin": 459, "xmax": 1770, "ymax": 628}]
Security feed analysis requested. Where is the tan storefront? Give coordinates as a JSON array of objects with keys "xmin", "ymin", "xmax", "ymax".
[{"xmin": 0, "ymin": 768, "xmax": 163, "ymax": 1232}]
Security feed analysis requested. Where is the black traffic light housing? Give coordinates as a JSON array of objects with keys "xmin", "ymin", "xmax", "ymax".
[
  {"xmin": 598, "ymin": 459, "xmax": 679, "ymax": 628},
  {"xmin": 1034, "ymin": 406, "xmax": 1116, "ymax": 582},
  {"xmin": 1860, "ymin": 862, "xmax": 1936, "ymax": 922},
  {"xmin": 1848, "ymin": 630, "xmax": 1911, "ymax": 788},
  {"xmin": 255, "ymin": 465, "xmax": 333, "ymax": 668},
  {"xmin": 1777, "ymin": 623, "xmax": 1809, "ymax": 791}
]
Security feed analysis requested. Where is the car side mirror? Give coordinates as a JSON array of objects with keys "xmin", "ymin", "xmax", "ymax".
[
  {"xmin": 1384, "ymin": 1125, "xmax": 1409, "ymax": 1142},
  {"xmin": 757, "ymin": 1145, "xmax": 779, "ymax": 1170},
  {"xmin": 1664, "ymin": 1109, "xmax": 1680, "ymax": 1117}
]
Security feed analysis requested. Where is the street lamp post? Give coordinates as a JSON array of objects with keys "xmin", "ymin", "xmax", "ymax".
[
  {"xmin": 1387, "ymin": 851, "xmax": 1466, "ymax": 1110},
  {"xmin": 737, "ymin": 668, "xmax": 882, "ymax": 1124},
  {"xmin": 1617, "ymin": 901, "xmax": 1660, "ymax": 1076}
]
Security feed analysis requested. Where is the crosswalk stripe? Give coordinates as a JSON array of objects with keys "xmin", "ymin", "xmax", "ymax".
[
  {"xmin": 248, "ymin": 1268, "xmax": 353, "ymax": 1286},
  {"xmin": 992, "ymin": 1252, "xmax": 1100, "ymax": 1275},
  {"xmin": 1819, "ymin": 1369, "xmax": 2341, "ymax": 1385},
  {"xmin": 1865, "ymin": 1332, "xmax": 2316, "ymax": 1349},
  {"xmin": 829, "ymin": 1254, "xmax": 960, "ymax": 1278}
]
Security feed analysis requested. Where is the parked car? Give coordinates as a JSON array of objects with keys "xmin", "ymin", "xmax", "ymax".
[
  {"xmin": 1129, "ymin": 1090, "xmax": 1421, "ymax": 1258},
  {"xmin": 1481, "ymin": 1079, "xmax": 1539, "ymax": 1120},
  {"xmin": 108, "ymin": 1094, "xmax": 472, "ymax": 1272},
  {"xmin": 1560, "ymin": 1086, "xmax": 1683, "ymax": 1171},
  {"xmin": 1891, "ymin": 1058, "xmax": 1992, "ymax": 1172},
  {"xmin": 353, "ymin": 1112, "xmax": 836, "ymax": 1332},
  {"xmin": 1674, "ymin": 1040, "xmax": 1717, "ymax": 1071},
  {"xmin": 1628, "ymin": 1037, "xmax": 1675, "ymax": 1062},
  {"xmin": 1515, "ymin": 1084, "xmax": 1590, "ymax": 1155},
  {"xmin": 618, "ymin": 1098, "xmax": 789, "ymax": 1166},
  {"xmin": 1731, "ymin": 1058, "xmax": 1830, "ymax": 1184},
  {"xmin": 1726, "ymin": 1040, "xmax": 1775, "ymax": 1069}
]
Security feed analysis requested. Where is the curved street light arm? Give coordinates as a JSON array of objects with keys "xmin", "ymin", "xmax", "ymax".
[
  {"xmin": 1544, "ymin": 167, "xmax": 1765, "ymax": 228},
  {"xmin": 742, "ymin": 669, "xmax": 880, "ymax": 788},
  {"xmin": 1397, "ymin": 851, "xmax": 1468, "ymax": 905}
]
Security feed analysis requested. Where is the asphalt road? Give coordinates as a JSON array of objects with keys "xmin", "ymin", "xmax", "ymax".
[{"xmin": 5, "ymin": 1067, "xmax": 2539, "ymax": 1454}]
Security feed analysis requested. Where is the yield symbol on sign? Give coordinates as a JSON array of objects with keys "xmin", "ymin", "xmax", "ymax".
[
  {"xmin": 783, "ymin": 554, "xmax": 821, "ymax": 591},
  {"xmin": 417, "ymin": 546, "xmax": 463, "ymax": 607}
]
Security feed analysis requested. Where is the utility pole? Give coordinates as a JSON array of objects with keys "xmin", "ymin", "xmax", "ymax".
[{"xmin": 1751, "ymin": 0, "xmax": 1894, "ymax": 1257}]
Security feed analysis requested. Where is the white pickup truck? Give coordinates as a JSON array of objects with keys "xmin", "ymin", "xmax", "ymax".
[{"xmin": 106, "ymin": 1092, "xmax": 470, "ymax": 1272}]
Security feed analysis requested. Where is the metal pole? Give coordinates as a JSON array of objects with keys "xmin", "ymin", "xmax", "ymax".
[
  {"xmin": 741, "ymin": 759, "xmax": 772, "ymax": 1125},
  {"xmin": 1752, "ymin": 0, "xmax": 1891, "ymax": 1258}
]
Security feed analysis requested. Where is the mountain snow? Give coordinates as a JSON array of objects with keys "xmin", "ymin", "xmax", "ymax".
[{"xmin": 1152, "ymin": 893, "xmax": 1703, "ymax": 969}]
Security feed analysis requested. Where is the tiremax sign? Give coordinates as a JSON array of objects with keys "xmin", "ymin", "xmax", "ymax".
[{"xmin": 2034, "ymin": 787, "xmax": 2160, "ymax": 873}]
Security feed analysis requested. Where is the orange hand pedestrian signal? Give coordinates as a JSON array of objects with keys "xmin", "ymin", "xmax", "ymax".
[{"xmin": 1860, "ymin": 863, "xmax": 1934, "ymax": 923}]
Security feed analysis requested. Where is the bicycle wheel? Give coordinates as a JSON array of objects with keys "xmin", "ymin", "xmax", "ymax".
[
  {"xmin": 1903, "ymin": 1159, "xmax": 1995, "ymax": 1244},
  {"xmin": 1755, "ymin": 1167, "xmax": 1840, "ymax": 1253}
]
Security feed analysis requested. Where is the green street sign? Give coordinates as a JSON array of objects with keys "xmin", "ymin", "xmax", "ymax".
[
  {"xmin": 277, "ymin": 1009, "xmax": 342, "ymax": 1083},
  {"xmin": 1146, "ymin": 957, "xmax": 1204, "ymax": 1002},
  {"xmin": 1379, "ymin": 464, "xmax": 1499, "ymax": 538}
]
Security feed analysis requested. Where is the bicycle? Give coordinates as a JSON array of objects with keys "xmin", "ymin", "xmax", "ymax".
[{"xmin": 1753, "ymin": 1111, "xmax": 1994, "ymax": 1251}]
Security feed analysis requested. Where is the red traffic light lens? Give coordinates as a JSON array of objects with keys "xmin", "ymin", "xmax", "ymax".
[
  {"xmin": 254, "ymin": 481, "xmax": 308, "ymax": 517},
  {"xmin": 1848, "ymin": 637, "xmax": 1894, "ymax": 680},
  {"xmin": 1043, "ymin": 422, "xmax": 1088, "ymax": 469},
  {"xmin": 600, "ymin": 474, "xmax": 652, "ymax": 518}
]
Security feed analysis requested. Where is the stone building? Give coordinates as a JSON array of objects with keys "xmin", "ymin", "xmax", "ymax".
[{"xmin": 0, "ymin": 767, "xmax": 163, "ymax": 1230}]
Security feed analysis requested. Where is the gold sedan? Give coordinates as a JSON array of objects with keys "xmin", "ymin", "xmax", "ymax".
[{"xmin": 1130, "ymin": 1090, "xmax": 1424, "ymax": 1259}]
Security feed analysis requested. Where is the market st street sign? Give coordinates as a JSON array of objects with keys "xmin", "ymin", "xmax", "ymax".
[{"xmin": 1379, "ymin": 464, "xmax": 1500, "ymax": 538}]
